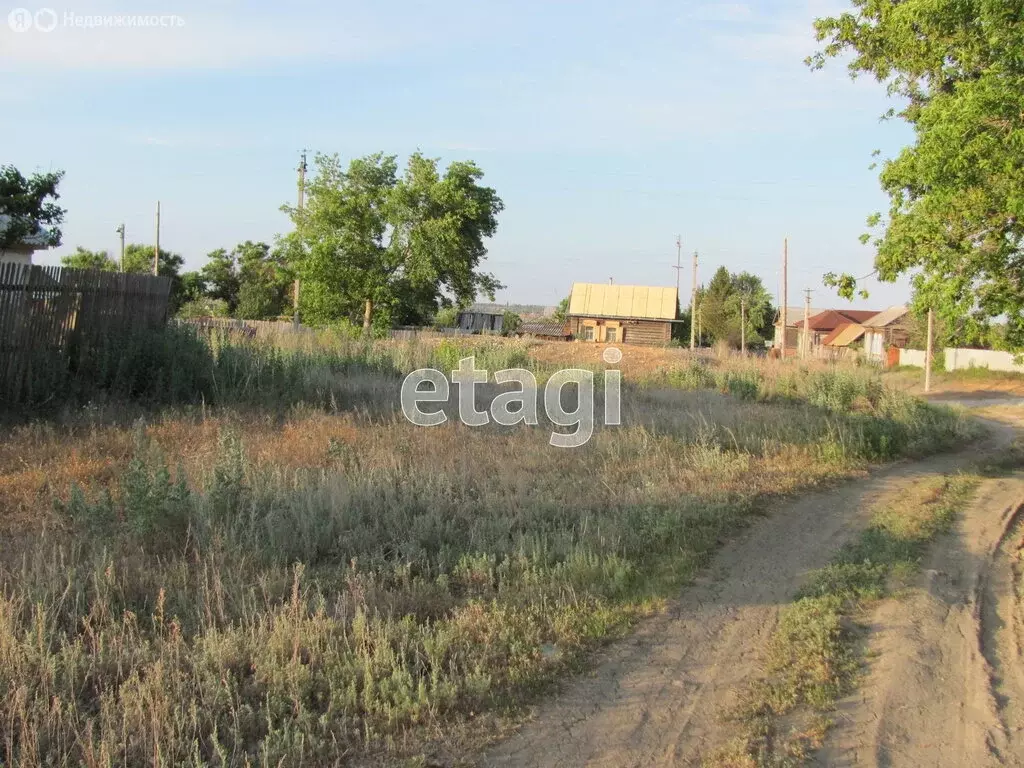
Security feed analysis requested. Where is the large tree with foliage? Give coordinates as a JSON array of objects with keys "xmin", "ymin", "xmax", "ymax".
[
  {"xmin": 235, "ymin": 241, "xmax": 292, "ymax": 320},
  {"xmin": 200, "ymin": 248, "xmax": 241, "ymax": 311},
  {"xmin": 811, "ymin": 1, "xmax": 1024, "ymax": 348},
  {"xmin": 0, "ymin": 165, "xmax": 65, "ymax": 253},
  {"xmin": 697, "ymin": 267, "xmax": 774, "ymax": 348},
  {"xmin": 197, "ymin": 241, "xmax": 292, "ymax": 319},
  {"xmin": 122, "ymin": 243, "xmax": 184, "ymax": 278},
  {"xmin": 283, "ymin": 152, "xmax": 504, "ymax": 330},
  {"xmin": 61, "ymin": 247, "xmax": 117, "ymax": 271}
]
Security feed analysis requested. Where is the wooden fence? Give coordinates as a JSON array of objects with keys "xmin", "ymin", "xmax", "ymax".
[
  {"xmin": 0, "ymin": 262, "xmax": 171, "ymax": 405},
  {"xmin": 178, "ymin": 317, "xmax": 314, "ymax": 339},
  {"xmin": 180, "ymin": 319, "xmax": 474, "ymax": 341},
  {"xmin": 389, "ymin": 326, "xmax": 471, "ymax": 340}
]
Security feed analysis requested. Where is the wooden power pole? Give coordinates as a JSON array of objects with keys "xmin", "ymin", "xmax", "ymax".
[
  {"xmin": 153, "ymin": 201, "xmax": 161, "ymax": 276},
  {"xmin": 802, "ymin": 288, "xmax": 812, "ymax": 360},
  {"xmin": 780, "ymin": 238, "xmax": 788, "ymax": 359},
  {"xmin": 690, "ymin": 250, "xmax": 698, "ymax": 351},
  {"xmin": 116, "ymin": 223, "xmax": 125, "ymax": 272},
  {"xmin": 697, "ymin": 295, "xmax": 703, "ymax": 346},
  {"xmin": 925, "ymin": 308, "xmax": 934, "ymax": 393},
  {"xmin": 294, "ymin": 150, "xmax": 307, "ymax": 328},
  {"xmin": 674, "ymin": 235, "xmax": 683, "ymax": 294}
]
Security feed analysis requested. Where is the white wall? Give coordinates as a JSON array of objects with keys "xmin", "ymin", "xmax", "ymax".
[
  {"xmin": 899, "ymin": 348, "xmax": 928, "ymax": 368},
  {"xmin": 945, "ymin": 348, "xmax": 1024, "ymax": 373},
  {"xmin": 0, "ymin": 250, "xmax": 32, "ymax": 266}
]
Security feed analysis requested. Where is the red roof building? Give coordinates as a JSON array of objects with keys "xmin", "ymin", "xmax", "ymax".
[
  {"xmin": 790, "ymin": 309, "xmax": 881, "ymax": 355},
  {"xmin": 793, "ymin": 309, "xmax": 878, "ymax": 332}
]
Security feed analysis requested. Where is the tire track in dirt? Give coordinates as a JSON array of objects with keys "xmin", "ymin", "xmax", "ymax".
[
  {"xmin": 815, "ymin": 405, "xmax": 1024, "ymax": 768},
  {"xmin": 816, "ymin": 476, "xmax": 1024, "ymax": 768},
  {"xmin": 483, "ymin": 432, "xmax": 1015, "ymax": 768}
]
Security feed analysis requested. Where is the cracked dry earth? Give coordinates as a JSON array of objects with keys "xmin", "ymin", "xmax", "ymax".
[{"xmin": 482, "ymin": 405, "xmax": 1024, "ymax": 768}]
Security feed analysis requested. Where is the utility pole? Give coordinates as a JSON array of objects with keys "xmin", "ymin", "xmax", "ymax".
[
  {"xmin": 673, "ymin": 235, "xmax": 683, "ymax": 294},
  {"xmin": 153, "ymin": 201, "xmax": 161, "ymax": 276},
  {"xmin": 697, "ymin": 290, "xmax": 703, "ymax": 347},
  {"xmin": 741, "ymin": 296, "xmax": 747, "ymax": 356},
  {"xmin": 294, "ymin": 150, "xmax": 307, "ymax": 328},
  {"xmin": 780, "ymin": 238, "xmax": 788, "ymax": 360},
  {"xmin": 925, "ymin": 308, "xmax": 934, "ymax": 393},
  {"xmin": 115, "ymin": 223, "xmax": 125, "ymax": 272},
  {"xmin": 690, "ymin": 250, "xmax": 698, "ymax": 351},
  {"xmin": 802, "ymin": 288, "xmax": 812, "ymax": 360}
]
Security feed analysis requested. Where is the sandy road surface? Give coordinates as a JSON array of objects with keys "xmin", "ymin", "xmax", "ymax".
[
  {"xmin": 483, "ymin": 427, "xmax": 1016, "ymax": 768},
  {"xmin": 817, "ymin": 405, "xmax": 1024, "ymax": 768}
]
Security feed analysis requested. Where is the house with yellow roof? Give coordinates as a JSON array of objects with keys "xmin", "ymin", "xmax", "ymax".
[{"xmin": 567, "ymin": 282, "xmax": 679, "ymax": 345}]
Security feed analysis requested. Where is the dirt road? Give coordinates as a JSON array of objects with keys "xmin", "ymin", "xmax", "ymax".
[
  {"xmin": 484, "ymin": 418, "xmax": 1020, "ymax": 767},
  {"xmin": 815, "ymin": 474, "xmax": 1024, "ymax": 768},
  {"xmin": 815, "ymin": 400, "xmax": 1024, "ymax": 768}
]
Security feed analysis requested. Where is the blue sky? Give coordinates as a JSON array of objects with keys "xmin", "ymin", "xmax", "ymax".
[{"xmin": 0, "ymin": 0, "xmax": 912, "ymax": 309}]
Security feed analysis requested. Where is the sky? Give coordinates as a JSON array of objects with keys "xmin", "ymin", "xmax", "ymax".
[{"xmin": 0, "ymin": 0, "xmax": 914, "ymax": 310}]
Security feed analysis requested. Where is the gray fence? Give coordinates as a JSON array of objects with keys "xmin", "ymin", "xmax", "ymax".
[{"xmin": 0, "ymin": 262, "xmax": 171, "ymax": 404}]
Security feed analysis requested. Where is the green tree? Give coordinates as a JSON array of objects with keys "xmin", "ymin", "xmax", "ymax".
[
  {"xmin": 200, "ymin": 248, "xmax": 240, "ymax": 311},
  {"xmin": 283, "ymin": 151, "xmax": 504, "ymax": 330},
  {"xmin": 432, "ymin": 305, "xmax": 459, "ymax": 328},
  {"xmin": 123, "ymin": 243, "xmax": 184, "ymax": 278},
  {"xmin": 0, "ymin": 165, "xmax": 65, "ymax": 252},
  {"xmin": 699, "ymin": 267, "xmax": 736, "ymax": 345},
  {"xmin": 811, "ymin": 0, "xmax": 1024, "ymax": 349},
  {"xmin": 730, "ymin": 271, "xmax": 775, "ymax": 345},
  {"xmin": 696, "ymin": 268, "xmax": 774, "ymax": 348},
  {"xmin": 178, "ymin": 271, "xmax": 206, "ymax": 305},
  {"xmin": 61, "ymin": 247, "xmax": 117, "ymax": 271},
  {"xmin": 552, "ymin": 296, "xmax": 570, "ymax": 324},
  {"xmin": 671, "ymin": 302, "xmax": 692, "ymax": 344},
  {"xmin": 502, "ymin": 311, "xmax": 522, "ymax": 336},
  {"xmin": 235, "ymin": 241, "xmax": 292, "ymax": 320}
]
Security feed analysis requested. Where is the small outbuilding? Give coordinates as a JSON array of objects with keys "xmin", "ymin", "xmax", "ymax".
[
  {"xmin": 0, "ymin": 214, "xmax": 54, "ymax": 266},
  {"xmin": 861, "ymin": 305, "xmax": 911, "ymax": 363},
  {"xmin": 516, "ymin": 321, "xmax": 571, "ymax": 341},
  {"xmin": 457, "ymin": 303, "xmax": 505, "ymax": 333},
  {"xmin": 567, "ymin": 283, "xmax": 678, "ymax": 345}
]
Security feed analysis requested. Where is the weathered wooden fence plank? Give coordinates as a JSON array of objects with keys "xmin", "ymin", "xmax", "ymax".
[{"xmin": 0, "ymin": 264, "xmax": 171, "ymax": 405}]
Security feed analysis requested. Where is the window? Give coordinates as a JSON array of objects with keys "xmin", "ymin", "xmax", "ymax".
[
  {"xmin": 583, "ymin": 326, "xmax": 595, "ymax": 341},
  {"xmin": 605, "ymin": 327, "xmax": 617, "ymax": 342}
]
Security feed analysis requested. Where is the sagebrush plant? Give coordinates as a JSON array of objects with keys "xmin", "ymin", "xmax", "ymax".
[{"xmin": 0, "ymin": 339, "xmax": 982, "ymax": 766}]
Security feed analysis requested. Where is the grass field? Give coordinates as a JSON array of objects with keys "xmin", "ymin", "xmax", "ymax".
[{"xmin": 0, "ymin": 331, "xmax": 979, "ymax": 766}]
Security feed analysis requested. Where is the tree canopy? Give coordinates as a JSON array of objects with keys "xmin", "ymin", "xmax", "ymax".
[
  {"xmin": 697, "ymin": 267, "xmax": 775, "ymax": 348},
  {"xmin": 61, "ymin": 247, "xmax": 117, "ymax": 271},
  {"xmin": 198, "ymin": 241, "xmax": 292, "ymax": 320},
  {"xmin": 0, "ymin": 165, "xmax": 65, "ymax": 253},
  {"xmin": 283, "ymin": 152, "xmax": 504, "ymax": 330},
  {"xmin": 811, "ymin": 0, "xmax": 1024, "ymax": 348}
]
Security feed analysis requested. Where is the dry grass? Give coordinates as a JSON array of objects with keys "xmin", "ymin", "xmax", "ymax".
[{"xmin": 0, "ymin": 335, "xmax": 980, "ymax": 766}]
